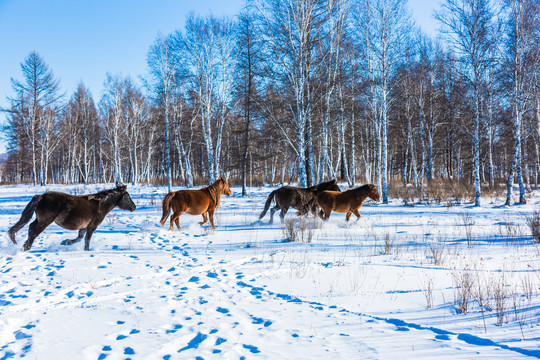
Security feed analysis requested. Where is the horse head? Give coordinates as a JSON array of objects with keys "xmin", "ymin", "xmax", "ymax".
[
  {"xmin": 218, "ymin": 176, "xmax": 232, "ymax": 196},
  {"xmin": 310, "ymin": 179, "xmax": 340, "ymax": 193},
  {"xmin": 116, "ymin": 185, "xmax": 136, "ymax": 211},
  {"xmin": 328, "ymin": 179, "xmax": 340, "ymax": 192},
  {"xmin": 367, "ymin": 184, "xmax": 381, "ymax": 202}
]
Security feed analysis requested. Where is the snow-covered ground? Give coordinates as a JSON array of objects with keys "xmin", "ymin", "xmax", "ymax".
[{"xmin": 0, "ymin": 183, "xmax": 539, "ymax": 359}]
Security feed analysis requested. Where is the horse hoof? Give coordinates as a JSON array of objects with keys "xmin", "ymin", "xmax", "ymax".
[
  {"xmin": 22, "ymin": 244, "xmax": 31, "ymax": 251},
  {"xmin": 60, "ymin": 240, "xmax": 69, "ymax": 246}
]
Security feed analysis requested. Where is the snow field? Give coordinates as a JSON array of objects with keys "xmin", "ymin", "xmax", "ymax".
[{"xmin": 0, "ymin": 184, "xmax": 539, "ymax": 359}]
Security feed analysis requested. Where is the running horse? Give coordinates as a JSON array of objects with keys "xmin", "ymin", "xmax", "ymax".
[
  {"xmin": 259, "ymin": 179, "xmax": 341, "ymax": 224},
  {"xmin": 8, "ymin": 185, "xmax": 136, "ymax": 251},
  {"xmin": 315, "ymin": 184, "xmax": 380, "ymax": 221},
  {"xmin": 160, "ymin": 176, "xmax": 232, "ymax": 230}
]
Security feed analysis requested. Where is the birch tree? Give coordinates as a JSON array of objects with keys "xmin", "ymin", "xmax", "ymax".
[
  {"xmin": 354, "ymin": 0, "xmax": 413, "ymax": 203},
  {"xmin": 256, "ymin": 0, "xmax": 334, "ymax": 186},
  {"xmin": 502, "ymin": 0, "xmax": 539, "ymax": 205},
  {"xmin": 147, "ymin": 34, "xmax": 176, "ymax": 191},
  {"xmin": 99, "ymin": 74, "xmax": 127, "ymax": 184},
  {"xmin": 436, "ymin": 0, "xmax": 497, "ymax": 206},
  {"xmin": 124, "ymin": 86, "xmax": 147, "ymax": 185},
  {"xmin": 181, "ymin": 14, "xmax": 236, "ymax": 183},
  {"xmin": 319, "ymin": 0, "xmax": 348, "ymax": 183},
  {"xmin": 236, "ymin": 6, "xmax": 263, "ymax": 195},
  {"xmin": 64, "ymin": 84, "xmax": 98, "ymax": 183}
]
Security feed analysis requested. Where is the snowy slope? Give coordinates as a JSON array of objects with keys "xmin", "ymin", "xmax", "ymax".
[{"xmin": 0, "ymin": 184, "xmax": 539, "ymax": 359}]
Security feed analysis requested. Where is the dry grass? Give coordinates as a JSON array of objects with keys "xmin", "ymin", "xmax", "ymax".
[
  {"xmin": 453, "ymin": 270, "xmax": 474, "ymax": 314},
  {"xmin": 282, "ymin": 217, "xmax": 319, "ymax": 243},
  {"xmin": 387, "ymin": 179, "xmax": 512, "ymax": 206},
  {"xmin": 458, "ymin": 211, "xmax": 475, "ymax": 246},
  {"xmin": 524, "ymin": 211, "xmax": 540, "ymax": 243},
  {"xmin": 388, "ymin": 179, "xmax": 474, "ymax": 206},
  {"xmin": 427, "ymin": 243, "xmax": 445, "ymax": 266}
]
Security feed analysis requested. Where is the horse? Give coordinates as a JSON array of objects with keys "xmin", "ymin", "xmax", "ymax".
[
  {"xmin": 259, "ymin": 179, "xmax": 341, "ymax": 224},
  {"xmin": 315, "ymin": 184, "xmax": 380, "ymax": 221},
  {"xmin": 160, "ymin": 176, "xmax": 232, "ymax": 231},
  {"xmin": 8, "ymin": 185, "xmax": 136, "ymax": 251}
]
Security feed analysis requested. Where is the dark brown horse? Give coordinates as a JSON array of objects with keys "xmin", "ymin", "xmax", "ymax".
[
  {"xmin": 315, "ymin": 184, "xmax": 380, "ymax": 221},
  {"xmin": 8, "ymin": 185, "xmax": 136, "ymax": 251},
  {"xmin": 160, "ymin": 176, "xmax": 232, "ymax": 231},
  {"xmin": 259, "ymin": 179, "xmax": 341, "ymax": 224}
]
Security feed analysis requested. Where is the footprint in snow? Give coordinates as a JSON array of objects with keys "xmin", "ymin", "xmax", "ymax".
[
  {"xmin": 177, "ymin": 332, "xmax": 207, "ymax": 353},
  {"xmin": 435, "ymin": 334, "xmax": 450, "ymax": 341},
  {"xmin": 243, "ymin": 344, "xmax": 261, "ymax": 354},
  {"xmin": 165, "ymin": 324, "xmax": 182, "ymax": 334},
  {"xmin": 14, "ymin": 330, "xmax": 31, "ymax": 340},
  {"xmin": 250, "ymin": 316, "xmax": 272, "ymax": 327},
  {"xmin": 215, "ymin": 337, "xmax": 227, "ymax": 346}
]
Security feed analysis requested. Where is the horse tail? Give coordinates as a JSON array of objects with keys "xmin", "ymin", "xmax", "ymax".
[
  {"xmin": 259, "ymin": 189, "xmax": 277, "ymax": 220},
  {"xmin": 9, "ymin": 195, "xmax": 42, "ymax": 244},
  {"xmin": 160, "ymin": 192, "xmax": 175, "ymax": 227}
]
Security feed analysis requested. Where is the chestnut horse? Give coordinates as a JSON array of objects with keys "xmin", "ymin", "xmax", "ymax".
[
  {"xmin": 259, "ymin": 179, "xmax": 341, "ymax": 224},
  {"xmin": 8, "ymin": 185, "xmax": 136, "ymax": 251},
  {"xmin": 160, "ymin": 176, "xmax": 232, "ymax": 230},
  {"xmin": 315, "ymin": 184, "xmax": 380, "ymax": 221}
]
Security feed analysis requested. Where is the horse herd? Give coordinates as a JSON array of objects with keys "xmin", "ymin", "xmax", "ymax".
[{"xmin": 8, "ymin": 177, "xmax": 381, "ymax": 251}]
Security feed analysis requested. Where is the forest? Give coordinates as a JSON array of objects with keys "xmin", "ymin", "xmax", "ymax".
[{"xmin": 1, "ymin": 0, "xmax": 539, "ymax": 206}]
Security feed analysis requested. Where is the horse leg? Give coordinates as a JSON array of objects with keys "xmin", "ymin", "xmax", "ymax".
[
  {"xmin": 280, "ymin": 207, "xmax": 288, "ymax": 222},
  {"xmin": 175, "ymin": 218, "xmax": 181, "ymax": 230},
  {"xmin": 319, "ymin": 208, "xmax": 331, "ymax": 221},
  {"xmin": 23, "ymin": 219, "xmax": 51, "ymax": 251},
  {"xmin": 208, "ymin": 209, "xmax": 215, "ymax": 229},
  {"xmin": 269, "ymin": 206, "xmax": 279, "ymax": 224},
  {"xmin": 84, "ymin": 227, "xmax": 97, "ymax": 251},
  {"xmin": 346, "ymin": 212, "xmax": 352, "ymax": 221},
  {"xmin": 61, "ymin": 229, "xmax": 86, "ymax": 246},
  {"xmin": 352, "ymin": 209, "xmax": 362, "ymax": 221},
  {"xmin": 170, "ymin": 211, "xmax": 183, "ymax": 231},
  {"xmin": 200, "ymin": 212, "xmax": 208, "ymax": 226}
]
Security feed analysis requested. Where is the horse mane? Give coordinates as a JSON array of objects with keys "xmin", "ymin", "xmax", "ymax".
[
  {"xmin": 86, "ymin": 186, "xmax": 126, "ymax": 202},
  {"xmin": 305, "ymin": 179, "xmax": 337, "ymax": 193},
  {"xmin": 205, "ymin": 178, "xmax": 224, "ymax": 205},
  {"xmin": 353, "ymin": 184, "xmax": 376, "ymax": 196}
]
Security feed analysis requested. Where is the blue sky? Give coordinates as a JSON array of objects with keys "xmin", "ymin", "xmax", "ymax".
[{"xmin": 0, "ymin": 0, "xmax": 439, "ymax": 153}]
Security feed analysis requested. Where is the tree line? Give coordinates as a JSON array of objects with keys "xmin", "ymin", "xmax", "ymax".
[{"xmin": 2, "ymin": 0, "xmax": 539, "ymax": 205}]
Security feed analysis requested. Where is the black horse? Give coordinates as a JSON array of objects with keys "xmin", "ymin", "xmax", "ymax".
[
  {"xmin": 259, "ymin": 179, "xmax": 341, "ymax": 224},
  {"xmin": 8, "ymin": 185, "xmax": 136, "ymax": 251}
]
